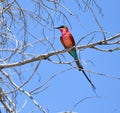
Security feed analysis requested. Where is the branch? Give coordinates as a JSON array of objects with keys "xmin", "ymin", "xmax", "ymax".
[
  {"xmin": 0, "ymin": 33, "xmax": 119, "ymax": 69},
  {"xmin": 70, "ymin": 96, "xmax": 100, "ymax": 111},
  {"xmin": 0, "ymin": 87, "xmax": 14, "ymax": 113},
  {"xmin": 82, "ymin": 0, "xmax": 106, "ymax": 41},
  {"xmin": 0, "ymin": 69, "xmax": 47, "ymax": 113}
]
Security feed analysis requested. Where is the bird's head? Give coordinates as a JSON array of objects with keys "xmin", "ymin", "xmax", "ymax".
[{"xmin": 54, "ymin": 25, "xmax": 69, "ymax": 34}]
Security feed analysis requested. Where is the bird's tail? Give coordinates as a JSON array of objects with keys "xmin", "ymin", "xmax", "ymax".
[{"xmin": 75, "ymin": 58, "xmax": 96, "ymax": 90}]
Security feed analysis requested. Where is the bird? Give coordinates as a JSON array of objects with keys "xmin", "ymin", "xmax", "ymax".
[{"xmin": 55, "ymin": 25, "xmax": 96, "ymax": 89}]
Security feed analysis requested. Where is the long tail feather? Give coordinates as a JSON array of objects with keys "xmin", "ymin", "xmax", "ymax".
[
  {"xmin": 81, "ymin": 70, "xmax": 96, "ymax": 89},
  {"xmin": 75, "ymin": 59, "xmax": 96, "ymax": 89}
]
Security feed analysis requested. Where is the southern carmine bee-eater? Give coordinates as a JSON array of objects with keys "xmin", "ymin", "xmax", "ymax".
[{"xmin": 55, "ymin": 25, "xmax": 96, "ymax": 89}]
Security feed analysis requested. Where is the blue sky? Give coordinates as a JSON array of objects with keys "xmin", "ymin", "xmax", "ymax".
[
  {"xmin": 38, "ymin": 1, "xmax": 120, "ymax": 113},
  {"xmin": 1, "ymin": 0, "xmax": 120, "ymax": 113},
  {"xmin": 40, "ymin": 1, "xmax": 120, "ymax": 113},
  {"xmin": 19, "ymin": 0, "xmax": 120, "ymax": 113}
]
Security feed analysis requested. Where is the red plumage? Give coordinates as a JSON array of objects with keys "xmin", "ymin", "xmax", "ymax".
[
  {"xmin": 60, "ymin": 27, "xmax": 75, "ymax": 48},
  {"xmin": 55, "ymin": 26, "xmax": 96, "ymax": 90}
]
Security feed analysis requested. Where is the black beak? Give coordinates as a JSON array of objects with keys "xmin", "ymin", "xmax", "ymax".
[{"xmin": 54, "ymin": 27, "xmax": 60, "ymax": 29}]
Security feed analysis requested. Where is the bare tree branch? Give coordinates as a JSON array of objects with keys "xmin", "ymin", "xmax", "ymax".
[
  {"xmin": 0, "ymin": 0, "xmax": 119, "ymax": 113},
  {"xmin": 0, "ymin": 33, "xmax": 119, "ymax": 69}
]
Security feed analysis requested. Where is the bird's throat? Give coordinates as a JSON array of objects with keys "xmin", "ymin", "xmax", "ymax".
[{"xmin": 60, "ymin": 29, "xmax": 68, "ymax": 36}]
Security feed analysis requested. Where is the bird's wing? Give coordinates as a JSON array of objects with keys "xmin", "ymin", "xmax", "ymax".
[
  {"xmin": 69, "ymin": 34, "xmax": 76, "ymax": 46},
  {"xmin": 60, "ymin": 36, "xmax": 66, "ymax": 48}
]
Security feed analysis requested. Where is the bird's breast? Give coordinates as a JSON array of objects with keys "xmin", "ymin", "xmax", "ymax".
[{"xmin": 61, "ymin": 34, "xmax": 75, "ymax": 48}]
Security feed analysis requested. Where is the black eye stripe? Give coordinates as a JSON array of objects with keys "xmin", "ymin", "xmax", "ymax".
[
  {"xmin": 54, "ymin": 25, "xmax": 67, "ymax": 29},
  {"xmin": 59, "ymin": 25, "xmax": 66, "ymax": 28}
]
